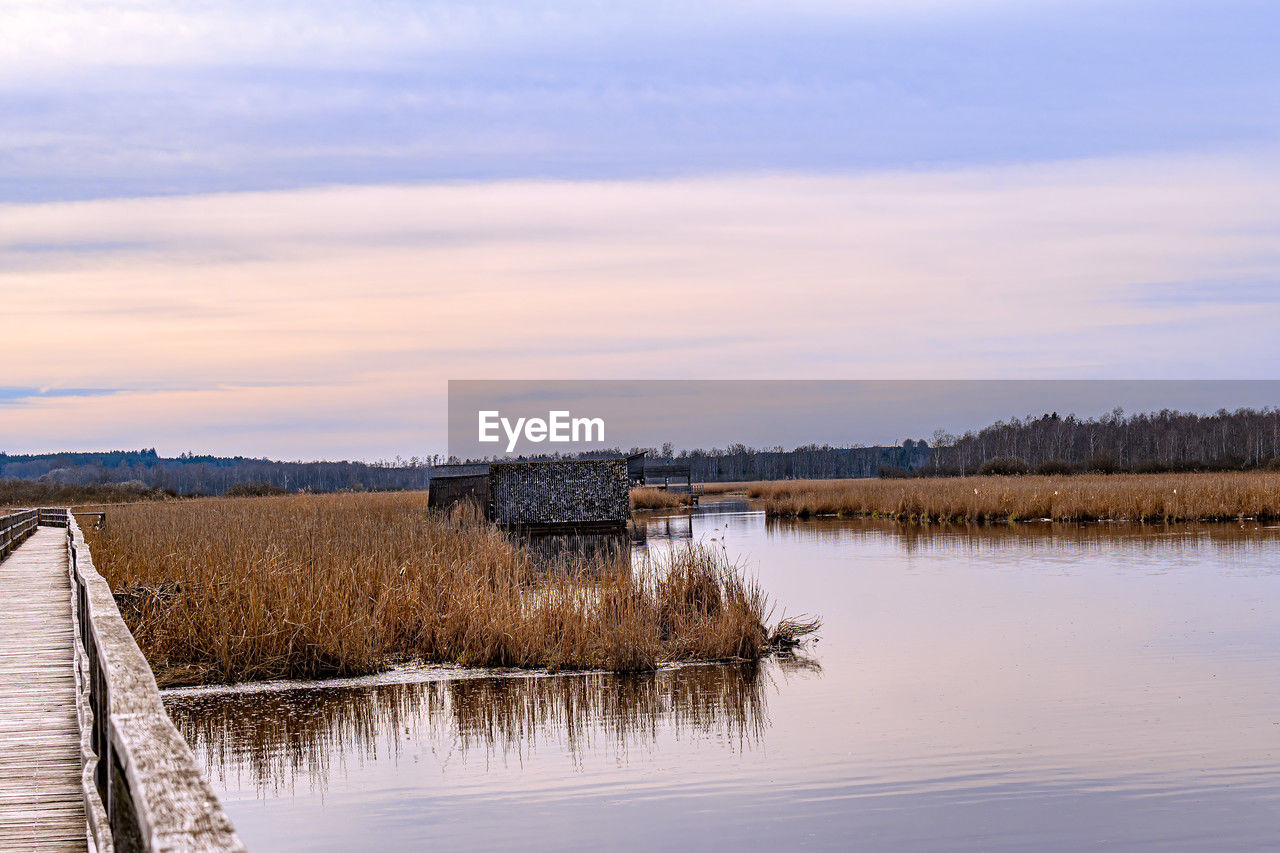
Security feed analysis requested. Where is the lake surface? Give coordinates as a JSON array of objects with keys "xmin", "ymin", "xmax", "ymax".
[{"xmin": 164, "ymin": 504, "xmax": 1280, "ymax": 851}]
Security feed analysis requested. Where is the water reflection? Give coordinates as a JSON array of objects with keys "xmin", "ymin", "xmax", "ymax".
[
  {"xmin": 687, "ymin": 498, "xmax": 752, "ymax": 515},
  {"xmin": 764, "ymin": 515, "xmax": 1280, "ymax": 563},
  {"xmin": 632, "ymin": 500, "xmax": 758, "ymax": 546},
  {"xmin": 630, "ymin": 513, "xmax": 692, "ymax": 546},
  {"xmin": 163, "ymin": 659, "xmax": 816, "ymax": 797},
  {"xmin": 517, "ymin": 527, "xmax": 631, "ymax": 568},
  {"xmin": 173, "ymin": 505, "xmax": 1280, "ymax": 851}
]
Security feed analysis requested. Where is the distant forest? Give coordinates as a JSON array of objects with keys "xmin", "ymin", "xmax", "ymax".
[
  {"xmin": 1, "ymin": 444, "xmax": 930, "ymax": 498},
  {"xmin": 494, "ymin": 406, "xmax": 1280, "ymax": 479},
  {"xmin": 577, "ymin": 443, "xmax": 932, "ymax": 481},
  {"xmin": 0, "ymin": 449, "xmax": 433, "ymax": 497},
  {"xmin": 919, "ymin": 407, "xmax": 1280, "ymax": 476},
  {"xmin": 3, "ymin": 407, "xmax": 1278, "ymax": 501}
]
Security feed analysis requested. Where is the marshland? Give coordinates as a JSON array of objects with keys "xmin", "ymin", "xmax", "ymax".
[
  {"xmin": 85, "ymin": 492, "xmax": 812, "ymax": 686},
  {"xmin": 162, "ymin": 500, "xmax": 1280, "ymax": 850},
  {"xmin": 742, "ymin": 470, "xmax": 1280, "ymax": 522},
  {"xmin": 36, "ymin": 465, "xmax": 1280, "ymax": 850}
]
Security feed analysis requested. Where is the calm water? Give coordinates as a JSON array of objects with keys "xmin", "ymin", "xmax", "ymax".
[{"xmin": 164, "ymin": 505, "xmax": 1280, "ymax": 851}]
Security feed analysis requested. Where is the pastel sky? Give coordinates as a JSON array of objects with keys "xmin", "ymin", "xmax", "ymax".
[{"xmin": 2, "ymin": 0, "xmax": 1279, "ymax": 458}]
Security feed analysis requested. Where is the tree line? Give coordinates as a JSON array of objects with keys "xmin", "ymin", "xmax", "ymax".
[
  {"xmin": 919, "ymin": 407, "xmax": 1280, "ymax": 476},
  {"xmin": 631, "ymin": 442, "xmax": 932, "ymax": 481},
  {"xmin": 0, "ymin": 449, "xmax": 435, "ymax": 496},
  {"xmin": 499, "ymin": 442, "xmax": 931, "ymax": 481},
  {"xmin": 5, "ymin": 405, "xmax": 1278, "ymax": 501}
]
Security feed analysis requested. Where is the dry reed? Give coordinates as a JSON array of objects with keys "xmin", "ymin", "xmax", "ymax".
[
  {"xmin": 86, "ymin": 493, "xmax": 810, "ymax": 686},
  {"xmin": 750, "ymin": 472, "xmax": 1280, "ymax": 523},
  {"xmin": 630, "ymin": 487, "xmax": 693, "ymax": 510},
  {"xmin": 697, "ymin": 482, "xmax": 751, "ymax": 495}
]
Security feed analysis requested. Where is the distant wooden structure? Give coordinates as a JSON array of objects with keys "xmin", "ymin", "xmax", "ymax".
[
  {"xmin": 430, "ymin": 458, "xmax": 630, "ymax": 531},
  {"xmin": 0, "ymin": 508, "xmax": 244, "ymax": 852},
  {"xmin": 75, "ymin": 511, "xmax": 107, "ymax": 531},
  {"xmin": 643, "ymin": 461, "xmax": 693, "ymax": 492},
  {"xmin": 626, "ymin": 452, "xmax": 647, "ymax": 485}
]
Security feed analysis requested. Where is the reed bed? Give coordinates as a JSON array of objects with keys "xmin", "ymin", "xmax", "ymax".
[
  {"xmin": 86, "ymin": 493, "xmax": 809, "ymax": 686},
  {"xmin": 750, "ymin": 472, "xmax": 1280, "ymax": 523},
  {"xmin": 697, "ymin": 482, "xmax": 752, "ymax": 496},
  {"xmin": 630, "ymin": 487, "xmax": 692, "ymax": 510}
]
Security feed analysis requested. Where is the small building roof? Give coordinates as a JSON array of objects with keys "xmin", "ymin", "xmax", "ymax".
[{"xmin": 430, "ymin": 463, "xmax": 491, "ymax": 478}]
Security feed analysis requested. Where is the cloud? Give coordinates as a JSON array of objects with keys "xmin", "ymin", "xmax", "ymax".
[
  {"xmin": 0, "ymin": 387, "xmax": 122, "ymax": 403},
  {"xmin": 4, "ymin": 0, "xmax": 1278, "ymax": 201},
  {"xmin": 1, "ymin": 153, "xmax": 1278, "ymax": 456},
  {"xmin": 1, "ymin": 1, "xmax": 1022, "ymax": 76}
]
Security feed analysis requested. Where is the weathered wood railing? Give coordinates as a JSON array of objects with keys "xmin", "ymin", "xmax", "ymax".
[
  {"xmin": 0, "ymin": 508, "xmax": 38, "ymax": 558},
  {"xmin": 56, "ymin": 509, "xmax": 246, "ymax": 852},
  {"xmin": 40, "ymin": 506, "xmax": 70, "ymax": 527}
]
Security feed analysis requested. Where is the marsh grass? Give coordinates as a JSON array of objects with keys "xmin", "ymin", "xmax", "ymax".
[
  {"xmin": 697, "ymin": 482, "xmax": 751, "ymax": 495},
  {"xmin": 630, "ymin": 487, "xmax": 693, "ymax": 510},
  {"xmin": 87, "ymin": 493, "xmax": 810, "ymax": 686},
  {"xmin": 750, "ymin": 471, "xmax": 1280, "ymax": 523}
]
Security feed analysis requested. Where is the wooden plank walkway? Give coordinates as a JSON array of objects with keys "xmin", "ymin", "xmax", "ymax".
[{"xmin": 0, "ymin": 528, "xmax": 86, "ymax": 852}]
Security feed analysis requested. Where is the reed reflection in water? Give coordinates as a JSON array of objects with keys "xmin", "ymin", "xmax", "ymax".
[
  {"xmin": 163, "ymin": 658, "xmax": 814, "ymax": 797},
  {"xmin": 764, "ymin": 515, "xmax": 1280, "ymax": 566}
]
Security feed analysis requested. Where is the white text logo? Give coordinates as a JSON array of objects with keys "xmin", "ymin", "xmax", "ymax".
[{"xmin": 478, "ymin": 410, "xmax": 605, "ymax": 453}]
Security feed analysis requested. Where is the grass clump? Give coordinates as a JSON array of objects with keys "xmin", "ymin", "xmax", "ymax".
[
  {"xmin": 87, "ymin": 493, "xmax": 813, "ymax": 686},
  {"xmin": 630, "ymin": 487, "xmax": 693, "ymax": 510}
]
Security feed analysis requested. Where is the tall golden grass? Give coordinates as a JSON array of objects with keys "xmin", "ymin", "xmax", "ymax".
[
  {"xmin": 750, "ymin": 472, "xmax": 1280, "ymax": 522},
  {"xmin": 697, "ymin": 482, "xmax": 752, "ymax": 495},
  {"xmin": 87, "ymin": 493, "xmax": 808, "ymax": 686},
  {"xmin": 630, "ymin": 487, "xmax": 692, "ymax": 510}
]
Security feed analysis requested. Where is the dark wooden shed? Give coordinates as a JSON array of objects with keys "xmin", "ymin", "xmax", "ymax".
[
  {"xmin": 427, "ymin": 463, "xmax": 492, "ymax": 513},
  {"xmin": 626, "ymin": 452, "xmax": 647, "ymax": 485}
]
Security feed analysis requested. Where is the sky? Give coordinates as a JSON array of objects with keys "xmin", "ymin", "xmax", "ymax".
[{"xmin": 2, "ymin": 0, "xmax": 1279, "ymax": 458}]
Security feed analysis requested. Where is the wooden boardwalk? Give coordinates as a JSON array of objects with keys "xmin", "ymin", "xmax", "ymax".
[{"xmin": 0, "ymin": 529, "xmax": 86, "ymax": 852}]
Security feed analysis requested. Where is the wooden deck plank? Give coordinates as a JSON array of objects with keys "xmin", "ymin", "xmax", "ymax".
[{"xmin": 0, "ymin": 529, "xmax": 87, "ymax": 852}]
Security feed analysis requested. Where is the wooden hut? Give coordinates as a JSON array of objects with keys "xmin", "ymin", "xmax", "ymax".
[{"xmin": 426, "ymin": 463, "xmax": 491, "ymax": 512}]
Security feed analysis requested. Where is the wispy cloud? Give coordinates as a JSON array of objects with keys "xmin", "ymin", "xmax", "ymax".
[
  {"xmin": 1127, "ymin": 279, "xmax": 1280, "ymax": 306},
  {"xmin": 3, "ymin": 1, "xmax": 1278, "ymax": 200},
  {"xmin": 0, "ymin": 387, "xmax": 122, "ymax": 403},
  {"xmin": 0, "ymin": 1, "xmax": 1030, "ymax": 75},
  {"xmin": 1, "ymin": 153, "xmax": 1278, "ymax": 456}
]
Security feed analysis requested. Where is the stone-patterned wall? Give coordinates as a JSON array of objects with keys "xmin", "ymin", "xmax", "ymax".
[{"xmin": 491, "ymin": 459, "xmax": 629, "ymax": 526}]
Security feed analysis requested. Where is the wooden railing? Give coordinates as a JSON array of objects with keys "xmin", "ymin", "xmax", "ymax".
[
  {"xmin": 0, "ymin": 509, "xmax": 38, "ymax": 558},
  {"xmin": 56, "ymin": 510, "xmax": 245, "ymax": 852},
  {"xmin": 40, "ymin": 507, "xmax": 70, "ymax": 527}
]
